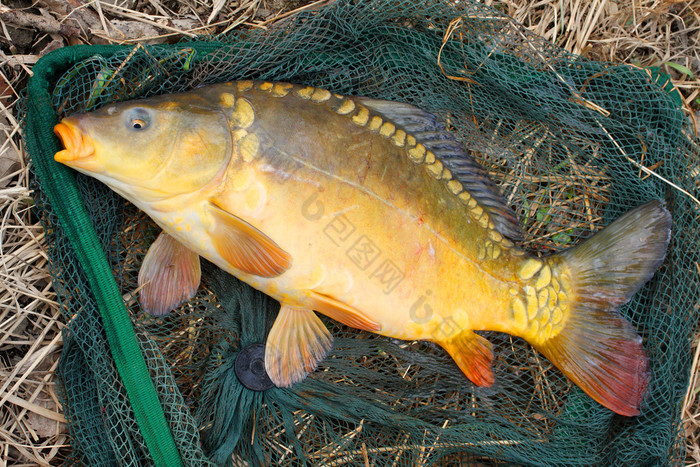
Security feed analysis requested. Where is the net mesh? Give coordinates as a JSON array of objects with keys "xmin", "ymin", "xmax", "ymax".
[{"xmin": 22, "ymin": 0, "xmax": 698, "ymax": 465}]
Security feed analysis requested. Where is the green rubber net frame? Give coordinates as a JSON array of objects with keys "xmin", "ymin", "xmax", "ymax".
[{"xmin": 22, "ymin": 1, "xmax": 698, "ymax": 465}]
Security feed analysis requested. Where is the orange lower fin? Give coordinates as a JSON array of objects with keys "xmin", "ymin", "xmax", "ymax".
[
  {"xmin": 264, "ymin": 304, "xmax": 333, "ymax": 387},
  {"xmin": 438, "ymin": 331, "xmax": 494, "ymax": 387},
  {"xmin": 208, "ymin": 201, "xmax": 291, "ymax": 278},
  {"xmin": 138, "ymin": 232, "xmax": 201, "ymax": 316},
  {"xmin": 308, "ymin": 290, "xmax": 381, "ymax": 332}
]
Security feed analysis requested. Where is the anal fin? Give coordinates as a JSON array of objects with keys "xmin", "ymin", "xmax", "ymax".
[
  {"xmin": 438, "ymin": 331, "xmax": 494, "ymax": 387},
  {"xmin": 138, "ymin": 232, "xmax": 201, "ymax": 316},
  {"xmin": 265, "ymin": 304, "xmax": 333, "ymax": 387}
]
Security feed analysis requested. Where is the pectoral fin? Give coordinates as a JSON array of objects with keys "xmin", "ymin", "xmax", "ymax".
[
  {"xmin": 265, "ymin": 304, "xmax": 333, "ymax": 387},
  {"xmin": 207, "ymin": 202, "xmax": 291, "ymax": 277},
  {"xmin": 138, "ymin": 232, "xmax": 201, "ymax": 316},
  {"xmin": 438, "ymin": 331, "xmax": 494, "ymax": 387},
  {"xmin": 308, "ymin": 291, "xmax": 381, "ymax": 332}
]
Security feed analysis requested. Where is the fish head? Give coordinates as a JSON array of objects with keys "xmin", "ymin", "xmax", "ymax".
[{"xmin": 54, "ymin": 95, "xmax": 232, "ymax": 202}]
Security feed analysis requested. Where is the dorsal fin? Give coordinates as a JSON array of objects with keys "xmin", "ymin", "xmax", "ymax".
[{"xmin": 356, "ymin": 97, "xmax": 522, "ymax": 241}]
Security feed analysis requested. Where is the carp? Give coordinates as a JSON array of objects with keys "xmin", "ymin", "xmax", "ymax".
[{"xmin": 54, "ymin": 81, "xmax": 671, "ymax": 416}]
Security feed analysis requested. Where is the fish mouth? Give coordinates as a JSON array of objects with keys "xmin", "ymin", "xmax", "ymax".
[{"xmin": 54, "ymin": 120, "xmax": 96, "ymax": 167}]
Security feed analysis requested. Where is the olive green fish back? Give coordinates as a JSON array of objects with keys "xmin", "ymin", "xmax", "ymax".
[{"xmin": 22, "ymin": 0, "xmax": 697, "ymax": 465}]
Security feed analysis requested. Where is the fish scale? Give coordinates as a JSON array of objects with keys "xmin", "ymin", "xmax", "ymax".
[
  {"xmin": 507, "ymin": 258, "xmax": 570, "ymax": 341},
  {"xmin": 253, "ymin": 80, "xmax": 515, "ymax": 248}
]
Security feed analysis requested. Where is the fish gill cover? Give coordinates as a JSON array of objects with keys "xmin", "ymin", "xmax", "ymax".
[{"xmin": 22, "ymin": 0, "xmax": 698, "ymax": 465}]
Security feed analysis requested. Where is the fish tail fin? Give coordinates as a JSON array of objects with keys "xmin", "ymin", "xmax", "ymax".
[{"xmin": 531, "ymin": 200, "xmax": 671, "ymax": 416}]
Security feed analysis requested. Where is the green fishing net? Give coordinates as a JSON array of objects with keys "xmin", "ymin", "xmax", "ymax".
[{"xmin": 22, "ymin": 0, "xmax": 698, "ymax": 465}]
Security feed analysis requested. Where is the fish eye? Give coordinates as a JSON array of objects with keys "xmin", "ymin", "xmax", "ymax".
[
  {"xmin": 131, "ymin": 119, "xmax": 146, "ymax": 129},
  {"xmin": 125, "ymin": 107, "xmax": 152, "ymax": 131}
]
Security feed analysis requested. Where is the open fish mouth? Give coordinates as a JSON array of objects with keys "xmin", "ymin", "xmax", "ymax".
[{"xmin": 54, "ymin": 120, "xmax": 96, "ymax": 166}]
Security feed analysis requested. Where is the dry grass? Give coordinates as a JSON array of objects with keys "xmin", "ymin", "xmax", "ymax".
[
  {"xmin": 489, "ymin": 0, "xmax": 700, "ymax": 112},
  {"xmin": 0, "ymin": 62, "xmax": 66, "ymax": 464},
  {"xmin": 0, "ymin": 0, "xmax": 698, "ymax": 465}
]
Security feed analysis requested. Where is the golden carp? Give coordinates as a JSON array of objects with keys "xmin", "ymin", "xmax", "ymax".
[{"xmin": 54, "ymin": 81, "xmax": 671, "ymax": 416}]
